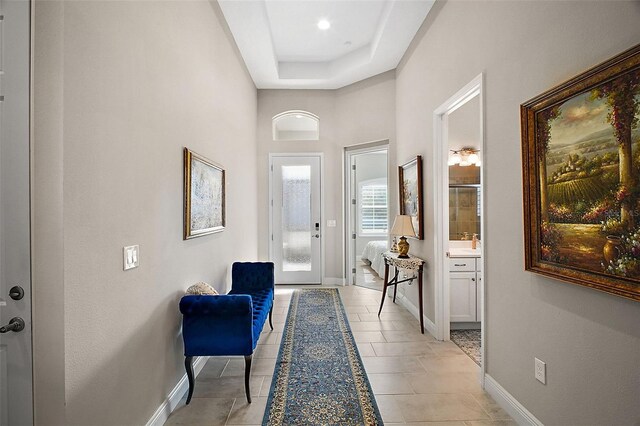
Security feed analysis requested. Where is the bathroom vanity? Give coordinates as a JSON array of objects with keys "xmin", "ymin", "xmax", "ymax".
[{"xmin": 449, "ymin": 243, "xmax": 481, "ymax": 327}]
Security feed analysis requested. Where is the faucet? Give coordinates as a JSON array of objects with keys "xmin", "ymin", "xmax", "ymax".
[{"xmin": 471, "ymin": 233, "xmax": 478, "ymax": 249}]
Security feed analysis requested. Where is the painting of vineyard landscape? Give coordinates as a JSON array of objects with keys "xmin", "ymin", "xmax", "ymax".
[{"xmin": 522, "ymin": 44, "xmax": 640, "ymax": 301}]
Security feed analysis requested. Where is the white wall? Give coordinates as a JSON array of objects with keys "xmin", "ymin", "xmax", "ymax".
[
  {"xmin": 448, "ymin": 95, "xmax": 480, "ymax": 152},
  {"xmin": 257, "ymin": 71, "xmax": 396, "ymax": 281},
  {"xmin": 396, "ymin": 1, "xmax": 640, "ymax": 424},
  {"xmin": 32, "ymin": 1, "xmax": 258, "ymax": 424}
]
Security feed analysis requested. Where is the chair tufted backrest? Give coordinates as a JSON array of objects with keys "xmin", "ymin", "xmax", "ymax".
[{"xmin": 232, "ymin": 262, "xmax": 274, "ymax": 293}]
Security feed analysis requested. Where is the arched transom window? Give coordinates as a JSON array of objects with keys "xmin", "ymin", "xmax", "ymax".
[{"xmin": 272, "ymin": 110, "xmax": 319, "ymax": 141}]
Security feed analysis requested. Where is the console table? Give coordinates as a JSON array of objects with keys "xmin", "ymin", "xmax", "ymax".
[{"xmin": 377, "ymin": 251, "xmax": 426, "ymax": 333}]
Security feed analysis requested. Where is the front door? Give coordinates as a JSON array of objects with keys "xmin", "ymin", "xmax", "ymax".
[
  {"xmin": 0, "ymin": 0, "xmax": 33, "ymax": 424},
  {"xmin": 270, "ymin": 155, "xmax": 322, "ymax": 284}
]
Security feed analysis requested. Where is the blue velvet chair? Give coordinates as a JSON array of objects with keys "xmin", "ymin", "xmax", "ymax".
[{"xmin": 179, "ymin": 262, "xmax": 274, "ymax": 404}]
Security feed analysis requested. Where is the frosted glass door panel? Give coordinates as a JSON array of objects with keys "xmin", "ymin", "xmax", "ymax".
[
  {"xmin": 270, "ymin": 156, "xmax": 322, "ymax": 284},
  {"xmin": 281, "ymin": 165, "xmax": 312, "ymax": 271}
]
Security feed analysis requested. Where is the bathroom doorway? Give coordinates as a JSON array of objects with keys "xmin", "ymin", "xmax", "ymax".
[
  {"xmin": 433, "ymin": 74, "xmax": 486, "ymax": 375},
  {"xmin": 344, "ymin": 142, "xmax": 389, "ymax": 290}
]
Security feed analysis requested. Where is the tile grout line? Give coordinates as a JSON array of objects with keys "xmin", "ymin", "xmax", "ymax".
[{"xmin": 224, "ymin": 397, "xmax": 237, "ymax": 426}]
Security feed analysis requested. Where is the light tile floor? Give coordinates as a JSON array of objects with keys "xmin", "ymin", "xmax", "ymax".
[
  {"xmin": 166, "ymin": 285, "xmax": 514, "ymax": 426},
  {"xmin": 355, "ymin": 260, "xmax": 384, "ymax": 291}
]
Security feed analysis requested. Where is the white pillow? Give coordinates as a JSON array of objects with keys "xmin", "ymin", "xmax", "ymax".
[{"xmin": 185, "ymin": 282, "xmax": 219, "ymax": 295}]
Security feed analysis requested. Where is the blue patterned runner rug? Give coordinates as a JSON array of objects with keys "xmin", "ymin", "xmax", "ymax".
[{"xmin": 262, "ymin": 288, "xmax": 383, "ymax": 426}]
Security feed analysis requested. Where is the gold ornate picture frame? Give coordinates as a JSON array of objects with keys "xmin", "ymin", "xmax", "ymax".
[
  {"xmin": 399, "ymin": 155, "xmax": 424, "ymax": 240},
  {"xmin": 521, "ymin": 44, "xmax": 640, "ymax": 302},
  {"xmin": 184, "ymin": 148, "xmax": 225, "ymax": 239}
]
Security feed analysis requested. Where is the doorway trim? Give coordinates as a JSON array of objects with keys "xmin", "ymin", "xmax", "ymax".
[
  {"xmin": 433, "ymin": 74, "xmax": 485, "ymax": 381},
  {"xmin": 343, "ymin": 140, "xmax": 390, "ymax": 286},
  {"xmin": 268, "ymin": 152, "xmax": 325, "ymax": 284}
]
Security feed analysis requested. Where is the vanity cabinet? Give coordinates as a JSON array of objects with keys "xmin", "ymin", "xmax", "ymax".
[{"xmin": 449, "ymin": 257, "xmax": 481, "ymax": 323}]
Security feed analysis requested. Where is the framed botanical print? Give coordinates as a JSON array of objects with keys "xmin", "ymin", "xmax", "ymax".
[
  {"xmin": 399, "ymin": 155, "xmax": 424, "ymax": 240},
  {"xmin": 184, "ymin": 148, "xmax": 225, "ymax": 239},
  {"xmin": 521, "ymin": 43, "xmax": 640, "ymax": 301}
]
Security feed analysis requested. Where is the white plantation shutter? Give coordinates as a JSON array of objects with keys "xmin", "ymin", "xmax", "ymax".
[{"xmin": 360, "ymin": 183, "xmax": 388, "ymax": 234}]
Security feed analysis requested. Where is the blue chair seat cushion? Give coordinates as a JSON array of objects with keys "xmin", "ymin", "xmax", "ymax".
[{"xmin": 229, "ymin": 287, "xmax": 273, "ymax": 348}]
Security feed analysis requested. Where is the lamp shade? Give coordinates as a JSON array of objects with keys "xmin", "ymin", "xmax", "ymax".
[{"xmin": 390, "ymin": 215, "xmax": 416, "ymax": 237}]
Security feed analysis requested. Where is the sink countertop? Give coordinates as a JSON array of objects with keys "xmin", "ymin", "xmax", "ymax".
[{"xmin": 449, "ymin": 247, "xmax": 481, "ymax": 258}]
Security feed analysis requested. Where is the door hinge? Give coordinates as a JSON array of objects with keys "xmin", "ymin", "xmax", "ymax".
[
  {"xmin": 352, "ymin": 233, "xmax": 356, "ymax": 239},
  {"xmin": 271, "ymin": 234, "xmax": 273, "ymax": 241},
  {"xmin": 270, "ymin": 164, "xmax": 273, "ymax": 172},
  {"xmin": 352, "ymin": 164, "xmax": 356, "ymax": 171},
  {"xmin": 352, "ymin": 268, "xmax": 356, "ymax": 274},
  {"xmin": 351, "ymin": 199, "xmax": 356, "ymax": 205},
  {"xmin": 271, "ymin": 199, "xmax": 273, "ymax": 206}
]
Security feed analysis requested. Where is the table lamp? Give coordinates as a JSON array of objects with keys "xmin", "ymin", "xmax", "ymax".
[{"xmin": 390, "ymin": 215, "xmax": 417, "ymax": 258}]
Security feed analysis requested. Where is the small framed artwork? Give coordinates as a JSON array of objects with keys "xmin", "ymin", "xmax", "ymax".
[
  {"xmin": 184, "ymin": 148, "xmax": 225, "ymax": 239},
  {"xmin": 521, "ymin": 43, "xmax": 640, "ymax": 301},
  {"xmin": 399, "ymin": 155, "xmax": 424, "ymax": 240}
]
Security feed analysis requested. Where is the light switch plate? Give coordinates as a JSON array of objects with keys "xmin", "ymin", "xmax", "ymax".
[
  {"xmin": 535, "ymin": 357, "xmax": 546, "ymax": 384},
  {"xmin": 123, "ymin": 245, "xmax": 139, "ymax": 270},
  {"xmin": 327, "ymin": 220, "xmax": 337, "ymax": 227}
]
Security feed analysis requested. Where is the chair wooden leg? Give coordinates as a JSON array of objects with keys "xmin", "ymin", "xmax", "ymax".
[
  {"xmin": 185, "ymin": 356, "xmax": 195, "ymax": 405},
  {"xmin": 269, "ymin": 305, "xmax": 274, "ymax": 330},
  {"xmin": 244, "ymin": 355, "xmax": 253, "ymax": 403}
]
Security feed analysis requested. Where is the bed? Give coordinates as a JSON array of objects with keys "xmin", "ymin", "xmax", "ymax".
[{"xmin": 361, "ymin": 240, "xmax": 389, "ymax": 278}]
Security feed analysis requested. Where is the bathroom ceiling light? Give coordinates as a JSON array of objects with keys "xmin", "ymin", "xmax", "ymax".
[
  {"xmin": 448, "ymin": 152, "xmax": 462, "ymax": 166},
  {"xmin": 449, "ymin": 148, "xmax": 480, "ymax": 167},
  {"xmin": 317, "ymin": 19, "xmax": 331, "ymax": 30}
]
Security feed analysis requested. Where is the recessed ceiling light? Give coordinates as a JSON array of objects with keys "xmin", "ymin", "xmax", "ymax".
[
  {"xmin": 317, "ymin": 19, "xmax": 330, "ymax": 30},
  {"xmin": 295, "ymin": 115, "xmax": 302, "ymax": 119}
]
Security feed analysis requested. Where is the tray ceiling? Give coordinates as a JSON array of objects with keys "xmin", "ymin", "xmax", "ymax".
[{"xmin": 218, "ymin": 0, "xmax": 435, "ymax": 89}]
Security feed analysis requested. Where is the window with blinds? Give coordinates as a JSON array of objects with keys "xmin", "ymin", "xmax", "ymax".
[{"xmin": 359, "ymin": 183, "xmax": 388, "ymax": 234}]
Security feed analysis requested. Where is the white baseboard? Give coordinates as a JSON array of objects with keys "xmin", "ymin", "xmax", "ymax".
[
  {"xmin": 323, "ymin": 277, "xmax": 346, "ymax": 286},
  {"xmin": 146, "ymin": 356, "xmax": 208, "ymax": 426},
  {"xmin": 484, "ymin": 374, "xmax": 543, "ymax": 426},
  {"xmin": 393, "ymin": 291, "xmax": 437, "ymax": 338}
]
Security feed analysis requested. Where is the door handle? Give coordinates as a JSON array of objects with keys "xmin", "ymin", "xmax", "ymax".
[
  {"xmin": 0, "ymin": 317, "xmax": 25, "ymax": 333},
  {"xmin": 313, "ymin": 234, "xmax": 320, "ymax": 238}
]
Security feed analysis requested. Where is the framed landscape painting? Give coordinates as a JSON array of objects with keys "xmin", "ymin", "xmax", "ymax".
[
  {"xmin": 521, "ymin": 43, "xmax": 640, "ymax": 301},
  {"xmin": 184, "ymin": 148, "xmax": 225, "ymax": 239},
  {"xmin": 399, "ymin": 155, "xmax": 424, "ymax": 239}
]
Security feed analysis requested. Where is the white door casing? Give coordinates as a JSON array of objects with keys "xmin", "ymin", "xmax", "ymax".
[
  {"xmin": 269, "ymin": 155, "xmax": 322, "ymax": 284},
  {"xmin": 0, "ymin": 0, "xmax": 33, "ymax": 424},
  {"xmin": 433, "ymin": 74, "xmax": 485, "ymax": 385},
  {"xmin": 344, "ymin": 142, "xmax": 389, "ymax": 286}
]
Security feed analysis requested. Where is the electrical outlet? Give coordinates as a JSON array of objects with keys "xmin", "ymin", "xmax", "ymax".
[{"xmin": 534, "ymin": 357, "xmax": 546, "ymax": 384}]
